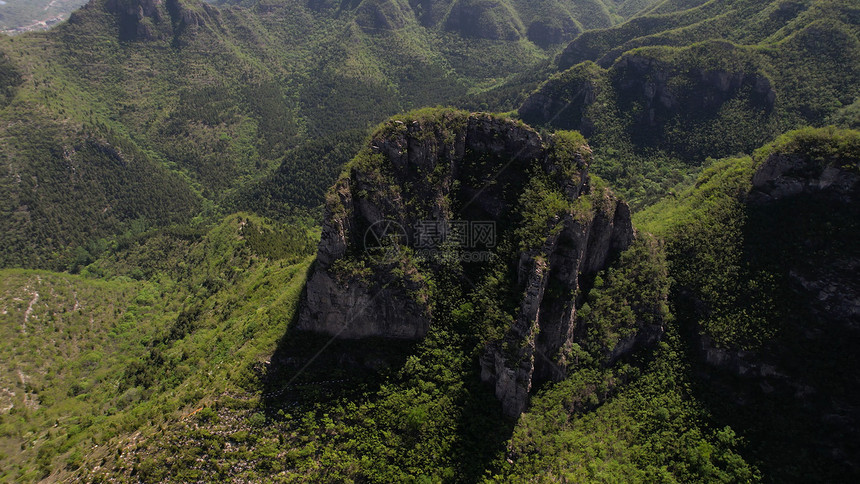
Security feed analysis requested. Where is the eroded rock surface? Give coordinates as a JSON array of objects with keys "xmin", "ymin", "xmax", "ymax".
[{"xmin": 298, "ymin": 110, "xmax": 652, "ymax": 416}]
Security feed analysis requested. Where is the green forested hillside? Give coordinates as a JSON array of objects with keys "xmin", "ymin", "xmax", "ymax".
[
  {"xmin": 0, "ymin": 0, "xmax": 669, "ymax": 270},
  {"xmin": 24, "ymin": 119, "xmax": 855, "ymax": 484},
  {"xmin": 0, "ymin": 214, "xmax": 315, "ymax": 481},
  {"xmin": 519, "ymin": 0, "xmax": 859, "ymax": 207},
  {"xmin": 0, "ymin": 0, "xmax": 858, "ymax": 482},
  {"xmin": 634, "ymin": 127, "xmax": 860, "ymax": 481},
  {"xmin": 0, "ymin": 0, "xmax": 522, "ymax": 269},
  {"xmin": 5, "ymin": 0, "xmax": 854, "ymax": 266}
]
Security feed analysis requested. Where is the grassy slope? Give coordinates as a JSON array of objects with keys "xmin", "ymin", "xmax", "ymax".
[{"xmin": 0, "ymin": 213, "xmax": 314, "ymax": 481}]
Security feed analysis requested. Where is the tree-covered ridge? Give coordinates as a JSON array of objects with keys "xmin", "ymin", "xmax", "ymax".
[
  {"xmin": 634, "ymin": 126, "xmax": 859, "ymax": 481},
  {"xmin": 0, "ymin": 0, "xmax": 670, "ymax": 271},
  {"xmin": 517, "ymin": 0, "xmax": 858, "ymax": 208},
  {"xmin": 557, "ymin": 0, "xmax": 858, "ymax": 70}
]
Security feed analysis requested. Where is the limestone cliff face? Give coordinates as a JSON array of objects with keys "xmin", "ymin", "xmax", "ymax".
[
  {"xmin": 104, "ymin": 0, "xmax": 163, "ymax": 41},
  {"xmin": 298, "ymin": 110, "xmax": 648, "ymax": 416},
  {"xmin": 298, "ymin": 111, "xmax": 541, "ymax": 340},
  {"xmin": 480, "ymin": 181, "xmax": 635, "ymax": 416},
  {"xmin": 524, "ymin": 53, "xmax": 775, "ymax": 132},
  {"xmin": 611, "ymin": 53, "xmax": 775, "ymax": 131}
]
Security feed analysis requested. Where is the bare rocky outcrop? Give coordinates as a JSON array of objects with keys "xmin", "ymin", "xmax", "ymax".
[
  {"xmin": 298, "ymin": 110, "xmax": 651, "ymax": 416},
  {"xmin": 750, "ymin": 151, "xmax": 860, "ymax": 204},
  {"xmin": 524, "ymin": 53, "xmax": 775, "ymax": 131},
  {"xmin": 611, "ymin": 54, "xmax": 776, "ymax": 128},
  {"xmin": 481, "ymin": 182, "xmax": 635, "ymax": 416},
  {"xmin": 104, "ymin": 0, "xmax": 164, "ymax": 40},
  {"xmin": 298, "ymin": 111, "xmax": 541, "ymax": 340}
]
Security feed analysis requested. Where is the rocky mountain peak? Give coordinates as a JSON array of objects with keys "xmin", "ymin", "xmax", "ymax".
[{"xmin": 297, "ymin": 110, "xmax": 658, "ymax": 416}]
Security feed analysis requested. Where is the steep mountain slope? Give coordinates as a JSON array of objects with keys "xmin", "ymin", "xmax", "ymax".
[
  {"xmin": 636, "ymin": 126, "xmax": 860, "ymax": 481},
  {"xmin": 60, "ymin": 111, "xmax": 762, "ymax": 484},
  {"xmin": 15, "ymin": 121, "xmax": 850, "ymax": 484},
  {"xmin": 296, "ymin": 110, "xmax": 657, "ymax": 417},
  {"xmin": 0, "ymin": 214, "xmax": 315, "ymax": 481}
]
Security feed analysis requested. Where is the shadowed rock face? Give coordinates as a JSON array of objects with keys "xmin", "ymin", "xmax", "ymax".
[
  {"xmin": 750, "ymin": 151, "xmax": 859, "ymax": 204},
  {"xmin": 298, "ymin": 110, "xmax": 642, "ymax": 415},
  {"xmin": 104, "ymin": 0, "xmax": 163, "ymax": 40},
  {"xmin": 102, "ymin": 0, "xmax": 213, "ymax": 42},
  {"xmin": 526, "ymin": 54, "xmax": 776, "ymax": 133},
  {"xmin": 526, "ymin": 18, "xmax": 580, "ymax": 48},
  {"xmin": 611, "ymin": 54, "xmax": 776, "ymax": 132},
  {"xmin": 519, "ymin": 62, "xmax": 602, "ymax": 135},
  {"xmin": 746, "ymin": 138, "xmax": 860, "ymax": 336},
  {"xmin": 297, "ymin": 112, "xmax": 542, "ymax": 340},
  {"xmin": 481, "ymin": 184, "xmax": 635, "ymax": 416}
]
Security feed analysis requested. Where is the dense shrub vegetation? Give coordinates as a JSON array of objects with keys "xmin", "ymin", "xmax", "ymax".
[
  {"xmin": 519, "ymin": 0, "xmax": 859, "ymax": 208},
  {"xmin": 0, "ymin": 0, "xmax": 857, "ymax": 482}
]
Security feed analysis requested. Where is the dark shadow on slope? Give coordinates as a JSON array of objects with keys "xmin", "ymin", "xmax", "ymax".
[
  {"xmin": 259, "ymin": 287, "xmax": 517, "ymax": 483},
  {"xmin": 683, "ymin": 193, "xmax": 860, "ymax": 483},
  {"xmin": 451, "ymin": 357, "xmax": 517, "ymax": 482},
  {"xmin": 260, "ymin": 315, "xmax": 420, "ymax": 418}
]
